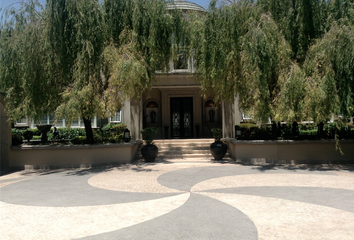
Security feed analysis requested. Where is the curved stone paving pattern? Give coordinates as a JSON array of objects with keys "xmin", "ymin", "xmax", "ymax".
[{"xmin": 1, "ymin": 162, "xmax": 354, "ymax": 239}]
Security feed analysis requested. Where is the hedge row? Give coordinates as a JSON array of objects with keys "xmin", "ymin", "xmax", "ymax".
[
  {"xmin": 11, "ymin": 122, "xmax": 128, "ymax": 145},
  {"xmin": 235, "ymin": 122, "xmax": 354, "ymax": 140}
]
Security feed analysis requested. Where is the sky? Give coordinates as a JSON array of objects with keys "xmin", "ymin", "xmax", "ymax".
[{"xmin": 0, "ymin": 0, "xmax": 212, "ymax": 13}]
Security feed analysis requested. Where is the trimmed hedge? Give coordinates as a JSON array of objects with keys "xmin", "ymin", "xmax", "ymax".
[{"xmin": 236, "ymin": 122, "xmax": 354, "ymax": 140}]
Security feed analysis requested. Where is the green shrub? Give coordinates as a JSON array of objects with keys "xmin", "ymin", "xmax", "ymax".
[
  {"xmin": 211, "ymin": 128, "xmax": 222, "ymax": 142},
  {"xmin": 12, "ymin": 128, "xmax": 25, "ymax": 136},
  {"xmin": 23, "ymin": 130, "xmax": 34, "ymax": 143},
  {"xmin": 101, "ymin": 123, "xmax": 127, "ymax": 135},
  {"xmin": 93, "ymin": 130, "xmax": 103, "ymax": 143},
  {"xmin": 94, "ymin": 123, "xmax": 127, "ymax": 144},
  {"xmin": 141, "ymin": 127, "xmax": 158, "ymax": 145},
  {"xmin": 324, "ymin": 122, "xmax": 352, "ymax": 139},
  {"xmin": 300, "ymin": 129, "xmax": 318, "ymax": 135},
  {"xmin": 29, "ymin": 128, "xmax": 41, "ymax": 136},
  {"xmin": 56, "ymin": 128, "xmax": 86, "ymax": 141},
  {"xmin": 12, "ymin": 133, "xmax": 23, "ymax": 146},
  {"xmin": 71, "ymin": 136, "xmax": 86, "ymax": 144},
  {"xmin": 236, "ymin": 123, "xmax": 258, "ymax": 130},
  {"xmin": 298, "ymin": 124, "xmax": 317, "ymax": 131}
]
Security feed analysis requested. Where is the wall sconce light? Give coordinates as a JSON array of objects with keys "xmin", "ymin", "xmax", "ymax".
[{"xmin": 124, "ymin": 128, "xmax": 131, "ymax": 142}]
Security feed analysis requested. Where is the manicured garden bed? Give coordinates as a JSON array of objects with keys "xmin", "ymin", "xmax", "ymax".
[{"xmin": 9, "ymin": 123, "xmax": 141, "ymax": 170}]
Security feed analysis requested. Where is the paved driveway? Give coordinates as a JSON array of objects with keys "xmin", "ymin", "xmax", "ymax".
[{"xmin": 1, "ymin": 159, "xmax": 354, "ymax": 240}]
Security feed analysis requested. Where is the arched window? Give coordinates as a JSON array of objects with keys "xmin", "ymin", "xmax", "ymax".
[
  {"xmin": 205, "ymin": 100, "xmax": 215, "ymax": 107},
  {"xmin": 146, "ymin": 101, "xmax": 159, "ymax": 108}
]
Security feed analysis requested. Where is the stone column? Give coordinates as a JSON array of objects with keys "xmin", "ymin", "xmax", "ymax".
[{"xmin": 222, "ymin": 96, "xmax": 242, "ymax": 138}]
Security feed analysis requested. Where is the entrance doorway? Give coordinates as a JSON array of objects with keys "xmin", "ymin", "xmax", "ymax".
[{"xmin": 170, "ymin": 97, "xmax": 193, "ymax": 138}]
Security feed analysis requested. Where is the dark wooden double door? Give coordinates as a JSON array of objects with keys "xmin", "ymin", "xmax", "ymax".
[{"xmin": 171, "ymin": 97, "xmax": 193, "ymax": 138}]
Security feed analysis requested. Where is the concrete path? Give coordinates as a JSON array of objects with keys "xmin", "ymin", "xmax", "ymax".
[{"xmin": 1, "ymin": 159, "xmax": 354, "ymax": 240}]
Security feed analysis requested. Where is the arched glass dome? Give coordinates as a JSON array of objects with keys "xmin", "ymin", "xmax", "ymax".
[{"xmin": 166, "ymin": 0, "xmax": 207, "ymax": 13}]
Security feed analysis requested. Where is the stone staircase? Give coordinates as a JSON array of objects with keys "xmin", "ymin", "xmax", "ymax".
[{"xmin": 136, "ymin": 138, "xmax": 231, "ymax": 160}]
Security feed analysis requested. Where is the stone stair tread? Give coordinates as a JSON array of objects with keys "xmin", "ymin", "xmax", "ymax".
[{"xmin": 137, "ymin": 139, "xmax": 230, "ymax": 161}]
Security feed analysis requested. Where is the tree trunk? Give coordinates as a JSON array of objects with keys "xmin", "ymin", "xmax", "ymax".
[{"xmin": 83, "ymin": 117, "xmax": 95, "ymax": 144}]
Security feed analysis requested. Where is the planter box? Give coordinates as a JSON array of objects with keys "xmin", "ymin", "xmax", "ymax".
[
  {"xmin": 10, "ymin": 140, "xmax": 142, "ymax": 169},
  {"xmin": 224, "ymin": 139, "xmax": 354, "ymax": 164}
]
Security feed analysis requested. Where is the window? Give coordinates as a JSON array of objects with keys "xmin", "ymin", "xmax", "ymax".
[
  {"xmin": 16, "ymin": 117, "xmax": 27, "ymax": 124},
  {"xmin": 174, "ymin": 51, "xmax": 188, "ymax": 70},
  {"xmin": 71, "ymin": 117, "xmax": 96, "ymax": 127},
  {"xmin": 110, "ymin": 110, "xmax": 121, "ymax": 123},
  {"xmin": 242, "ymin": 109, "xmax": 253, "ymax": 120},
  {"xmin": 40, "ymin": 115, "xmax": 49, "ymax": 125}
]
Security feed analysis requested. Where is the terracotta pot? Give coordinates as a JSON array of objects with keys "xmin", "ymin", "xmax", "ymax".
[
  {"xmin": 141, "ymin": 144, "xmax": 158, "ymax": 162},
  {"xmin": 210, "ymin": 142, "xmax": 228, "ymax": 160}
]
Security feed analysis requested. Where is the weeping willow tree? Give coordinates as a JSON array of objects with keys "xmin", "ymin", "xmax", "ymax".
[
  {"xmin": 44, "ymin": 0, "xmax": 106, "ymax": 144},
  {"xmin": 0, "ymin": 1, "xmax": 59, "ymax": 122},
  {"xmin": 303, "ymin": 21, "xmax": 354, "ymax": 123},
  {"xmin": 191, "ymin": 0, "xmax": 294, "ymax": 123},
  {"xmin": 102, "ymin": 0, "xmax": 176, "ymax": 114},
  {"xmin": 190, "ymin": 0, "xmax": 353, "ymax": 124},
  {"xmin": 1, "ymin": 0, "xmax": 179, "ymax": 143}
]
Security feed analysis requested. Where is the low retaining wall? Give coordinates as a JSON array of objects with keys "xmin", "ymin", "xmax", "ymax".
[
  {"xmin": 224, "ymin": 138, "xmax": 354, "ymax": 164},
  {"xmin": 10, "ymin": 140, "xmax": 142, "ymax": 169}
]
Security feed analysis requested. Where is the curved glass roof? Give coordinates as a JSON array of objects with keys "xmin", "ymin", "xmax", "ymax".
[{"xmin": 166, "ymin": 0, "xmax": 207, "ymax": 13}]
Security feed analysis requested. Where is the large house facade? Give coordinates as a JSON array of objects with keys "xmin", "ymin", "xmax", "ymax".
[
  {"xmin": 13, "ymin": 0, "xmax": 244, "ymax": 140},
  {"xmin": 120, "ymin": 0, "xmax": 243, "ymax": 140}
]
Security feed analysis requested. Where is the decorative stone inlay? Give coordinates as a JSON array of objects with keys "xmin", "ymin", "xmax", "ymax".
[
  {"xmin": 88, "ymin": 162, "xmax": 215, "ymax": 193},
  {"xmin": 0, "ymin": 193, "xmax": 190, "ymax": 240},
  {"xmin": 191, "ymin": 173, "xmax": 354, "ymax": 192},
  {"xmin": 200, "ymin": 193, "xmax": 354, "ymax": 240}
]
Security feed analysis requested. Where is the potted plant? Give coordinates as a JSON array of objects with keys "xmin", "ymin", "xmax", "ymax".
[
  {"xmin": 210, "ymin": 128, "xmax": 228, "ymax": 160},
  {"xmin": 141, "ymin": 127, "xmax": 159, "ymax": 162}
]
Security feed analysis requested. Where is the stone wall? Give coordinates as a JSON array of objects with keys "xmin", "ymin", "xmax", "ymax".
[
  {"xmin": 10, "ymin": 141, "xmax": 142, "ymax": 170},
  {"xmin": 225, "ymin": 139, "xmax": 354, "ymax": 164}
]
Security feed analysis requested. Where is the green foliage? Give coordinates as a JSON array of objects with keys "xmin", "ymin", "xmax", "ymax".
[
  {"xmin": 236, "ymin": 123, "xmax": 258, "ymax": 130},
  {"xmin": 55, "ymin": 128, "xmax": 86, "ymax": 141},
  {"xmin": 324, "ymin": 122, "xmax": 354, "ymax": 138},
  {"xmin": 12, "ymin": 128, "xmax": 25, "ymax": 136},
  {"xmin": 2, "ymin": 0, "xmax": 354, "ymax": 133},
  {"xmin": 52, "ymin": 0, "xmax": 106, "ymax": 131},
  {"xmin": 0, "ymin": 0, "xmax": 58, "ymax": 122},
  {"xmin": 93, "ymin": 123, "xmax": 127, "ymax": 144},
  {"xmin": 299, "ymin": 129, "xmax": 318, "ymax": 135},
  {"xmin": 101, "ymin": 123, "xmax": 127, "ymax": 134},
  {"xmin": 141, "ymin": 127, "xmax": 158, "ymax": 145},
  {"xmin": 276, "ymin": 64, "xmax": 307, "ymax": 122},
  {"xmin": 102, "ymin": 0, "xmax": 175, "ymax": 114},
  {"xmin": 236, "ymin": 122, "xmax": 353, "ymax": 140},
  {"xmin": 23, "ymin": 130, "xmax": 34, "ymax": 142},
  {"xmin": 1, "ymin": 0, "xmax": 177, "ymax": 144},
  {"xmin": 12, "ymin": 133, "xmax": 23, "ymax": 146},
  {"xmin": 71, "ymin": 136, "xmax": 87, "ymax": 145},
  {"xmin": 304, "ymin": 22, "xmax": 354, "ymax": 123},
  {"xmin": 211, "ymin": 128, "xmax": 222, "ymax": 142}
]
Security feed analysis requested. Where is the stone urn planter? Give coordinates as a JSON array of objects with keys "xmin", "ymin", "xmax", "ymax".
[
  {"xmin": 36, "ymin": 125, "xmax": 52, "ymax": 143},
  {"xmin": 210, "ymin": 128, "xmax": 228, "ymax": 160},
  {"xmin": 141, "ymin": 127, "xmax": 158, "ymax": 162}
]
